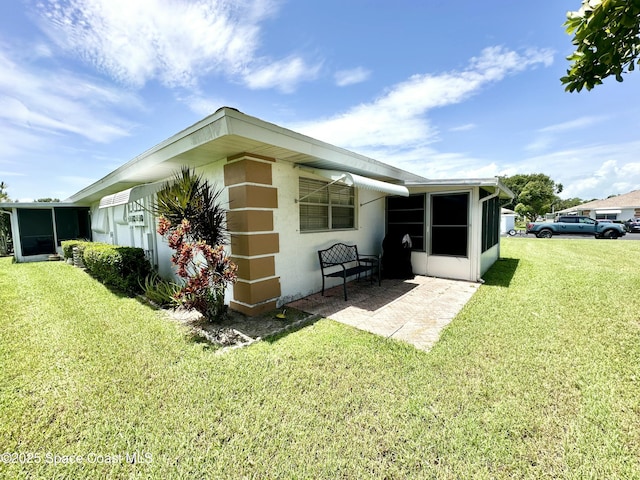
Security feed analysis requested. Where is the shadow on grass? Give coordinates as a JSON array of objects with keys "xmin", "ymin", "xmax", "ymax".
[{"xmin": 482, "ymin": 257, "xmax": 519, "ymax": 287}]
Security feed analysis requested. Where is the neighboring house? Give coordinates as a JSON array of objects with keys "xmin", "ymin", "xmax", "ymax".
[
  {"xmin": 1, "ymin": 107, "xmax": 512, "ymax": 315},
  {"xmin": 558, "ymin": 190, "xmax": 640, "ymax": 221}
]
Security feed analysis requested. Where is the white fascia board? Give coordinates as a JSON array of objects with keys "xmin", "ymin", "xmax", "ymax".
[
  {"xmin": 67, "ymin": 109, "xmax": 233, "ymax": 204},
  {"xmin": 224, "ymin": 111, "xmax": 427, "ymax": 183},
  {"xmin": 68, "ymin": 107, "xmax": 427, "ymax": 204}
]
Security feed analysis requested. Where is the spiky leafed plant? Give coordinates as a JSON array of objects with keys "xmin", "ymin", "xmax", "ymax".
[
  {"xmin": 153, "ymin": 167, "xmax": 227, "ymax": 246},
  {"xmin": 152, "ymin": 167, "xmax": 236, "ymax": 321}
]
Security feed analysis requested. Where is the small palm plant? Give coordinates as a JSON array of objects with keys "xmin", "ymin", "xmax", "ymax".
[
  {"xmin": 154, "ymin": 167, "xmax": 227, "ymax": 246},
  {"xmin": 153, "ymin": 167, "xmax": 237, "ymax": 321}
]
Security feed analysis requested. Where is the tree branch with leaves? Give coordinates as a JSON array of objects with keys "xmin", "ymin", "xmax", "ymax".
[{"xmin": 562, "ymin": 0, "xmax": 640, "ymax": 92}]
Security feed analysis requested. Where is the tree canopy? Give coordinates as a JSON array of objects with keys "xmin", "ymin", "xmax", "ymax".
[
  {"xmin": 0, "ymin": 182, "xmax": 11, "ymax": 255},
  {"xmin": 562, "ymin": 0, "xmax": 640, "ymax": 92},
  {"xmin": 500, "ymin": 174, "xmax": 568, "ymax": 221},
  {"xmin": 554, "ymin": 197, "xmax": 588, "ymax": 211},
  {"xmin": 0, "ymin": 182, "xmax": 9, "ymax": 202}
]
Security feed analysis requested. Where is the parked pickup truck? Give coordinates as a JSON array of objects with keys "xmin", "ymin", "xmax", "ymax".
[{"xmin": 526, "ymin": 216, "xmax": 627, "ymax": 239}]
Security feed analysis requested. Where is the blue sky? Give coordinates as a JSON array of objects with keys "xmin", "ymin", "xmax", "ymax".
[{"xmin": 1, "ymin": 0, "xmax": 640, "ymax": 202}]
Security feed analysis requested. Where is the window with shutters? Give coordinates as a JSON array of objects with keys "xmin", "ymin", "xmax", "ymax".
[{"xmin": 299, "ymin": 178, "xmax": 355, "ymax": 232}]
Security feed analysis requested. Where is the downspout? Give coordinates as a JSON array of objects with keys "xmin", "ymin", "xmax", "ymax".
[{"xmin": 477, "ymin": 190, "xmax": 501, "ymax": 282}]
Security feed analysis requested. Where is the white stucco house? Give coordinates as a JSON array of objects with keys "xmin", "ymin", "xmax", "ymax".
[{"xmin": 1, "ymin": 108, "xmax": 512, "ymax": 315}]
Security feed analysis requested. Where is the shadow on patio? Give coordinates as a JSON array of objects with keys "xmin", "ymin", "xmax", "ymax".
[{"xmin": 287, "ymin": 275, "xmax": 480, "ymax": 351}]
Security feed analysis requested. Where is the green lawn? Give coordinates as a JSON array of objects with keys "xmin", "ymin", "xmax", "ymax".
[{"xmin": 1, "ymin": 239, "xmax": 640, "ymax": 479}]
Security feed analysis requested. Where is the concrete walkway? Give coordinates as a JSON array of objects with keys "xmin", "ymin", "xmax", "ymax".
[{"xmin": 287, "ymin": 276, "xmax": 480, "ymax": 351}]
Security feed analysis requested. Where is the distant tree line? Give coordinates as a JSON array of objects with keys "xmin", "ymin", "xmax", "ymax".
[{"xmin": 0, "ymin": 182, "xmax": 11, "ymax": 255}]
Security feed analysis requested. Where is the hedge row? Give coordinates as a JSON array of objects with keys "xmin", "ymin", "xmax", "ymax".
[{"xmin": 61, "ymin": 240, "xmax": 151, "ymax": 294}]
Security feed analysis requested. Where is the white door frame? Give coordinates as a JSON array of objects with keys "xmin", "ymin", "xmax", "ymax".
[{"xmin": 426, "ymin": 189, "xmax": 473, "ymax": 281}]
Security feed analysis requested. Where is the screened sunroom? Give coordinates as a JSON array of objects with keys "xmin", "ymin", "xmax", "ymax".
[{"xmin": 0, "ymin": 203, "xmax": 91, "ymax": 262}]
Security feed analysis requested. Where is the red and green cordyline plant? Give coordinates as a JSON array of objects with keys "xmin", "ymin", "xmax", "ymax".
[
  {"xmin": 153, "ymin": 167, "xmax": 237, "ymax": 321},
  {"xmin": 157, "ymin": 217, "xmax": 237, "ymax": 320}
]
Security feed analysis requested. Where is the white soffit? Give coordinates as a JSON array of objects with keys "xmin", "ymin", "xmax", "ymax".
[
  {"xmin": 595, "ymin": 209, "xmax": 622, "ymax": 214},
  {"xmin": 98, "ymin": 181, "xmax": 166, "ymax": 209},
  {"xmin": 314, "ymin": 169, "xmax": 409, "ymax": 197}
]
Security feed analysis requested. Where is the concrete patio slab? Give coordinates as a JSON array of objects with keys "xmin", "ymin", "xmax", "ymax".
[{"xmin": 286, "ymin": 276, "xmax": 480, "ymax": 351}]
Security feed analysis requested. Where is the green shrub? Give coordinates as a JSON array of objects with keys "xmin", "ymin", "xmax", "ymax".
[
  {"xmin": 82, "ymin": 243, "xmax": 151, "ymax": 294},
  {"xmin": 61, "ymin": 239, "xmax": 92, "ymax": 260},
  {"xmin": 140, "ymin": 272, "xmax": 181, "ymax": 307}
]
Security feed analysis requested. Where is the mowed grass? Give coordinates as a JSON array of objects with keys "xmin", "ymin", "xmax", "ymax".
[{"xmin": 1, "ymin": 238, "xmax": 640, "ymax": 479}]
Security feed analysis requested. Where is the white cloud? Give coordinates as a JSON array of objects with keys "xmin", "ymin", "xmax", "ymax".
[
  {"xmin": 33, "ymin": 0, "xmax": 319, "ymax": 92},
  {"xmin": 390, "ymin": 140, "xmax": 640, "ymax": 201},
  {"xmin": 336, "ymin": 141, "xmax": 510, "ymax": 182},
  {"xmin": 182, "ymin": 94, "xmax": 229, "ymax": 117},
  {"xmin": 334, "ymin": 67, "xmax": 371, "ymax": 87},
  {"xmin": 538, "ymin": 116, "xmax": 604, "ymax": 133},
  {"xmin": 449, "ymin": 123, "xmax": 476, "ymax": 132},
  {"xmin": 243, "ymin": 56, "xmax": 321, "ymax": 93},
  {"xmin": 295, "ymin": 46, "xmax": 554, "ymax": 152},
  {"xmin": 526, "ymin": 116, "xmax": 608, "ymax": 152},
  {"xmin": 36, "ymin": 0, "xmax": 260, "ymax": 86},
  {"xmin": 525, "ymin": 136, "xmax": 554, "ymax": 152},
  {"xmin": 0, "ymin": 47, "xmax": 138, "ymax": 144},
  {"xmin": 0, "ymin": 121, "xmax": 48, "ymax": 158}
]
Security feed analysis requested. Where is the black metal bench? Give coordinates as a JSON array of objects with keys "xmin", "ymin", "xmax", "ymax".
[{"xmin": 318, "ymin": 243, "xmax": 380, "ymax": 301}]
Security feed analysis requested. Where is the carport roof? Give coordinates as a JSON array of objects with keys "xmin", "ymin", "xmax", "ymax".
[{"xmin": 66, "ymin": 107, "xmax": 428, "ymax": 205}]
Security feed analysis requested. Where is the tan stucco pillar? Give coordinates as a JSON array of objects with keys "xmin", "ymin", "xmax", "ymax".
[{"xmin": 224, "ymin": 153, "xmax": 281, "ymax": 316}]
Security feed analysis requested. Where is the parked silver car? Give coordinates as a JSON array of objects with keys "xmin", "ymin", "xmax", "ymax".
[{"xmin": 625, "ymin": 218, "xmax": 640, "ymax": 233}]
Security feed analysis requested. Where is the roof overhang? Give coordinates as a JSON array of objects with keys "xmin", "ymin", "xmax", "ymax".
[
  {"xmin": 0, "ymin": 202, "xmax": 82, "ymax": 209},
  {"xmin": 406, "ymin": 177, "xmax": 514, "ymax": 199},
  {"xmin": 67, "ymin": 107, "xmax": 428, "ymax": 205}
]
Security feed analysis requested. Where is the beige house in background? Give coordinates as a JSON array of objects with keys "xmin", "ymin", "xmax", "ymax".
[{"xmin": 558, "ymin": 190, "xmax": 640, "ymax": 221}]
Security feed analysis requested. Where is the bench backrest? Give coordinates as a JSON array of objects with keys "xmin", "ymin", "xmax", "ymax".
[{"xmin": 318, "ymin": 243, "xmax": 359, "ymax": 267}]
